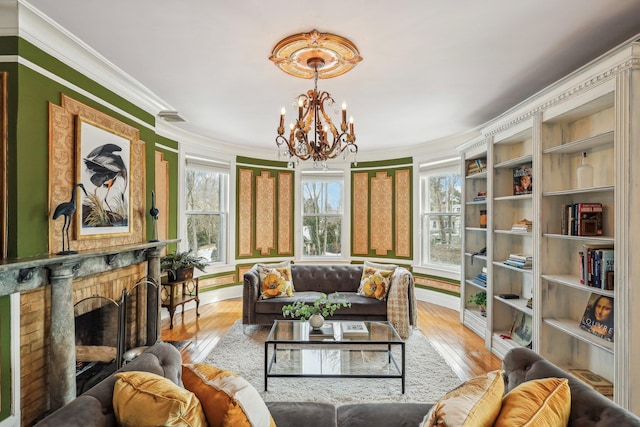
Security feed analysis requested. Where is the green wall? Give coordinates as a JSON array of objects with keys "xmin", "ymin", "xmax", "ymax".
[
  {"xmin": 2, "ymin": 36, "xmax": 179, "ymax": 257},
  {"xmin": 0, "ymin": 295, "xmax": 10, "ymax": 421}
]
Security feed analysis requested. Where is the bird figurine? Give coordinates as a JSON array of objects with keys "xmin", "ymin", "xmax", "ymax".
[
  {"xmin": 52, "ymin": 183, "xmax": 88, "ymax": 255},
  {"xmin": 149, "ymin": 190, "xmax": 160, "ymax": 242}
]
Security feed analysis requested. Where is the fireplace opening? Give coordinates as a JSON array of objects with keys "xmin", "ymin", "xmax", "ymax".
[{"xmin": 73, "ymin": 278, "xmax": 158, "ymax": 395}]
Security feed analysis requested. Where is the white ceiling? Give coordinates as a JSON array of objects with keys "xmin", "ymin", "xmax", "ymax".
[{"xmin": 25, "ymin": 0, "xmax": 640, "ymax": 153}]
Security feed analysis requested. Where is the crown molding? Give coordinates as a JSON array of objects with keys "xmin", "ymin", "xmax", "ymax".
[{"xmin": 14, "ymin": 0, "xmax": 173, "ymax": 115}]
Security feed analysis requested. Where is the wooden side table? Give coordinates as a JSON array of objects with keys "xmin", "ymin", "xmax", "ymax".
[{"xmin": 161, "ymin": 276, "xmax": 200, "ymax": 329}]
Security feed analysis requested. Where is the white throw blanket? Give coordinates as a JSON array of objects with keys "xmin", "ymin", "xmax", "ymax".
[{"xmin": 386, "ymin": 267, "xmax": 417, "ymax": 340}]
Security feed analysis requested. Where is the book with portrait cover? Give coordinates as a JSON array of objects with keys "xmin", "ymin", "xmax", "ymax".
[
  {"xmin": 513, "ymin": 162, "xmax": 533, "ymax": 195},
  {"xmin": 579, "ymin": 293, "xmax": 614, "ymax": 342}
]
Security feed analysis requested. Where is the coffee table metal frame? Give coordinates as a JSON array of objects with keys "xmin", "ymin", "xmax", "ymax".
[{"xmin": 264, "ymin": 320, "xmax": 405, "ymax": 393}]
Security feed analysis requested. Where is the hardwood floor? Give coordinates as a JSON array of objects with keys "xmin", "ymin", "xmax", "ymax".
[{"xmin": 161, "ymin": 298, "xmax": 501, "ymax": 382}]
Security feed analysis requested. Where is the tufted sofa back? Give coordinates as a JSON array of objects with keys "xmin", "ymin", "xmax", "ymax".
[{"xmin": 290, "ymin": 264, "xmax": 363, "ymax": 293}]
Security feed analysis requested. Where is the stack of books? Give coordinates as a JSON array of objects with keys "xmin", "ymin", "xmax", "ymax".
[
  {"xmin": 579, "ymin": 244, "xmax": 615, "ymax": 289},
  {"xmin": 511, "ymin": 219, "xmax": 532, "ymax": 232},
  {"xmin": 473, "ymin": 191, "xmax": 487, "ymax": 202},
  {"xmin": 561, "ymin": 203, "xmax": 603, "ymax": 236},
  {"xmin": 568, "ymin": 369, "xmax": 613, "ymax": 397},
  {"xmin": 503, "ymin": 253, "xmax": 533, "ymax": 269},
  {"xmin": 471, "ymin": 267, "xmax": 488, "ymax": 287},
  {"xmin": 466, "ymin": 158, "xmax": 487, "ymax": 176}
]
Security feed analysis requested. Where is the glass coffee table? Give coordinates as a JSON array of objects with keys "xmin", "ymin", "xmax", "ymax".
[{"xmin": 264, "ymin": 320, "xmax": 405, "ymax": 393}]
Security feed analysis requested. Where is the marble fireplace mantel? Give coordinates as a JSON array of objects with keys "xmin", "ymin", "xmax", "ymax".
[{"xmin": 0, "ymin": 239, "xmax": 177, "ymax": 410}]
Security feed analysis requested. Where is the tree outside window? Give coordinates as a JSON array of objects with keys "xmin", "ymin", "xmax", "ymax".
[
  {"xmin": 185, "ymin": 165, "xmax": 228, "ymax": 264},
  {"xmin": 302, "ymin": 176, "xmax": 343, "ymax": 257},
  {"xmin": 421, "ymin": 168, "xmax": 462, "ymax": 268}
]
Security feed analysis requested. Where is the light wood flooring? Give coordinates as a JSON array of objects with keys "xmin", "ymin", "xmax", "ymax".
[{"xmin": 161, "ymin": 298, "xmax": 501, "ymax": 382}]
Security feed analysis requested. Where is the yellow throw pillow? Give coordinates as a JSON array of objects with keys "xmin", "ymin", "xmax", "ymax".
[
  {"xmin": 182, "ymin": 363, "xmax": 276, "ymax": 427},
  {"xmin": 420, "ymin": 370, "xmax": 505, "ymax": 427},
  {"xmin": 113, "ymin": 371, "xmax": 207, "ymax": 427},
  {"xmin": 358, "ymin": 265, "xmax": 394, "ymax": 300},
  {"xmin": 257, "ymin": 262, "xmax": 294, "ymax": 299},
  {"xmin": 494, "ymin": 377, "xmax": 570, "ymax": 427}
]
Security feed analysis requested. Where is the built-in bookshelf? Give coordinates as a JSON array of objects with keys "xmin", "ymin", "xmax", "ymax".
[
  {"xmin": 458, "ymin": 37, "xmax": 640, "ymax": 412},
  {"xmin": 539, "ymin": 86, "xmax": 617, "ymax": 390},
  {"xmin": 488, "ymin": 122, "xmax": 535, "ymax": 357},
  {"xmin": 459, "ymin": 136, "xmax": 489, "ymax": 339}
]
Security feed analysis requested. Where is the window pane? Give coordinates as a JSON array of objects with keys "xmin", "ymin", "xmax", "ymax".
[
  {"xmin": 427, "ymin": 173, "xmax": 461, "ymax": 212},
  {"xmin": 186, "ymin": 169, "xmax": 222, "ymax": 211},
  {"xmin": 303, "ymin": 180, "xmax": 342, "ymax": 214},
  {"xmin": 302, "ymin": 216, "xmax": 342, "ymax": 256},
  {"xmin": 302, "ymin": 177, "xmax": 343, "ymax": 257},
  {"xmin": 186, "ymin": 213, "xmax": 223, "ymax": 263},
  {"xmin": 423, "ymin": 213, "xmax": 461, "ymax": 266}
]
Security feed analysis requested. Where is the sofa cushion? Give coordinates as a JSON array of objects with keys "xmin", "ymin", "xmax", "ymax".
[
  {"xmin": 258, "ymin": 262, "xmax": 294, "ymax": 299},
  {"xmin": 494, "ymin": 377, "xmax": 570, "ymax": 427},
  {"xmin": 358, "ymin": 265, "xmax": 394, "ymax": 300},
  {"xmin": 267, "ymin": 402, "xmax": 337, "ymax": 427},
  {"xmin": 112, "ymin": 371, "xmax": 206, "ymax": 427},
  {"xmin": 420, "ymin": 369, "xmax": 504, "ymax": 427},
  {"xmin": 255, "ymin": 291, "xmax": 386, "ymax": 316},
  {"xmin": 182, "ymin": 363, "xmax": 275, "ymax": 427},
  {"xmin": 338, "ymin": 402, "xmax": 432, "ymax": 427}
]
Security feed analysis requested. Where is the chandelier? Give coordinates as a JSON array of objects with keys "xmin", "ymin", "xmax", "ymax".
[{"xmin": 270, "ymin": 30, "xmax": 362, "ymax": 169}]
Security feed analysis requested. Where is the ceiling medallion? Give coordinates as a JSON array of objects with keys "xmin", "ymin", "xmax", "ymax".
[{"xmin": 270, "ymin": 30, "xmax": 362, "ymax": 169}]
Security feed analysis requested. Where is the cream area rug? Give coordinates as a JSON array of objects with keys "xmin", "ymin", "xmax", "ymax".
[{"xmin": 203, "ymin": 321, "xmax": 462, "ymax": 405}]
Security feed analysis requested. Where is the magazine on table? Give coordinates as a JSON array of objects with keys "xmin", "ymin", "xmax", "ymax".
[{"xmin": 341, "ymin": 321, "xmax": 369, "ymax": 336}]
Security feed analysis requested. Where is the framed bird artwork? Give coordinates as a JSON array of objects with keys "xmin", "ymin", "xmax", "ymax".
[{"xmin": 75, "ymin": 116, "xmax": 133, "ymax": 238}]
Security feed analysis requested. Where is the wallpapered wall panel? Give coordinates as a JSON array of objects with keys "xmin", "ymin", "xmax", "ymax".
[
  {"xmin": 236, "ymin": 162, "xmax": 294, "ymax": 258},
  {"xmin": 351, "ymin": 163, "xmax": 413, "ymax": 259}
]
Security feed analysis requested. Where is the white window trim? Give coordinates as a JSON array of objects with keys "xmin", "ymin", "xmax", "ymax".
[
  {"xmin": 295, "ymin": 164, "xmax": 350, "ymax": 262},
  {"xmin": 418, "ymin": 157, "xmax": 462, "ymax": 277},
  {"xmin": 179, "ymin": 146, "xmax": 235, "ymax": 275}
]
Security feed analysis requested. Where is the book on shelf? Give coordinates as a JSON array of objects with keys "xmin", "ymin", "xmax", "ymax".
[
  {"xmin": 509, "ymin": 311, "xmax": 533, "ymax": 348},
  {"xmin": 511, "ymin": 218, "xmax": 532, "ymax": 232},
  {"xmin": 579, "ymin": 245, "xmax": 614, "ymax": 288},
  {"xmin": 473, "ymin": 190, "xmax": 487, "ymax": 202},
  {"xmin": 562, "ymin": 203, "xmax": 603, "ymax": 236},
  {"xmin": 513, "ymin": 162, "xmax": 532, "ymax": 195},
  {"xmin": 466, "ymin": 158, "xmax": 487, "ymax": 176},
  {"xmin": 308, "ymin": 323, "xmax": 335, "ymax": 338},
  {"xmin": 579, "ymin": 293, "xmax": 614, "ymax": 342},
  {"xmin": 569, "ymin": 369, "xmax": 613, "ymax": 396},
  {"xmin": 503, "ymin": 253, "xmax": 532, "ymax": 269},
  {"xmin": 341, "ymin": 321, "xmax": 369, "ymax": 337}
]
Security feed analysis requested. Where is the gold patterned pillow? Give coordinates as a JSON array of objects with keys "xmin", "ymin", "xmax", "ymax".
[
  {"xmin": 358, "ymin": 265, "xmax": 394, "ymax": 300},
  {"xmin": 494, "ymin": 377, "xmax": 570, "ymax": 427},
  {"xmin": 420, "ymin": 370, "xmax": 505, "ymax": 427},
  {"xmin": 258, "ymin": 262, "xmax": 294, "ymax": 299},
  {"xmin": 113, "ymin": 371, "xmax": 207, "ymax": 427},
  {"xmin": 182, "ymin": 363, "xmax": 276, "ymax": 427}
]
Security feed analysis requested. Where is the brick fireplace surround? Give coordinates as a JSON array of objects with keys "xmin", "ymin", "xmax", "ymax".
[{"xmin": 0, "ymin": 240, "xmax": 172, "ymax": 426}]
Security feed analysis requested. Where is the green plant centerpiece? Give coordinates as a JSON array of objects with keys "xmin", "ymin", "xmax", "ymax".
[
  {"xmin": 282, "ymin": 293, "xmax": 351, "ymax": 329},
  {"xmin": 467, "ymin": 291, "xmax": 487, "ymax": 316},
  {"xmin": 161, "ymin": 251, "xmax": 207, "ymax": 282}
]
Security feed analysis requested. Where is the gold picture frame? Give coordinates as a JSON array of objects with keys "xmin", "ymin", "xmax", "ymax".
[{"xmin": 75, "ymin": 116, "xmax": 133, "ymax": 239}]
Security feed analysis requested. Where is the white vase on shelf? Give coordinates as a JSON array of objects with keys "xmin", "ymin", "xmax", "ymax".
[{"xmin": 577, "ymin": 151, "xmax": 593, "ymax": 189}]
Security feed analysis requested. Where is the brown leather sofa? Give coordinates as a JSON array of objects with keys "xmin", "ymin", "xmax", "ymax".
[
  {"xmin": 34, "ymin": 342, "xmax": 640, "ymax": 426},
  {"xmin": 242, "ymin": 263, "xmax": 414, "ymax": 326}
]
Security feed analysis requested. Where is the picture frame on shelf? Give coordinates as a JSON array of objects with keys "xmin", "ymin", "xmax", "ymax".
[
  {"xmin": 579, "ymin": 293, "xmax": 614, "ymax": 342},
  {"xmin": 512, "ymin": 162, "xmax": 532, "ymax": 195},
  {"xmin": 509, "ymin": 311, "xmax": 532, "ymax": 347}
]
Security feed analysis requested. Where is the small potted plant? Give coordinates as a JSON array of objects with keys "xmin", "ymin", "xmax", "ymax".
[
  {"xmin": 467, "ymin": 291, "xmax": 487, "ymax": 316},
  {"xmin": 282, "ymin": 293, "xmax": 351, "ymax": 329},
  {"xmin": 161, "ymin": 251, "xmax": 207, "ymax": 282}
]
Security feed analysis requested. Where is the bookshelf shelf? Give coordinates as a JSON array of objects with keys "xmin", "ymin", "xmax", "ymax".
[
  {"xmin": 493, "ymin": 194, "xmax": 532, "ymax": 202},
  {"xmin": 541, "ymin": 274, "xmax": 614, "ymax": 297},
  {"xmin": 543, "ymin": 233, "xmax": 614, "ymax": 243},
  {"xmin": 542, "ymin": 186, "xmax": 614, "ymax": 197},
  {"xmin": 466, "ymin": 171, "xmax": 487, "ymax": 179},
  {"xmin": 493, "ymin": 261, "xmax": 533, "ymax": 274},
  {"xmin": 494, "ymin": 229, "xmax": 532, "ymax": 236},
  {"xmin": 466, "ymin": 279, "xmax": 487, "ymax": 291},
  {"xmin": 465, "ymin": 227, "xmax": 487, "ymax": 232},
  {"xmin": 543, "ymin": 130, "xmax": 614, "ymax": 155},
  {"xmin": 542, "ymin": 318, "xmax": 614, "ymax": 353},
  {"xmin": 494, "ymin": 296, "xmax": 532, "ymax": 316},
  {"xmin": 494, "ymin": 154, "xmax": 533, "ymax": 169},
  {"xmin": 465, "ymin": 200, "xmax": 487, "ymax": 206}
]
